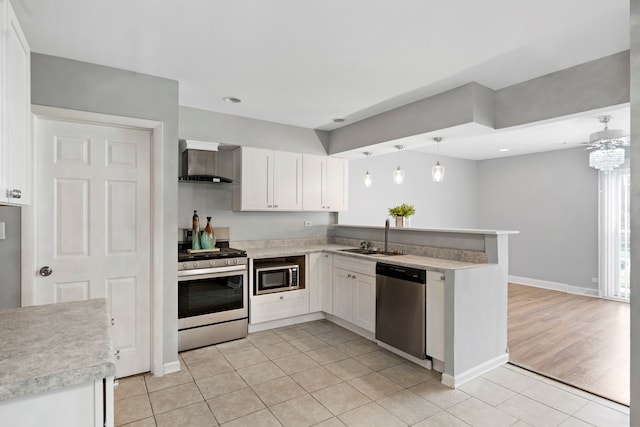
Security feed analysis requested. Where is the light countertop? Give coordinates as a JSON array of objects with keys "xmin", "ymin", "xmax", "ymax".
[
  {"xmin": 240, "ymin": 244, "xmax": 487, "ymax": 271},
  {"xmin": 0, "ymin": 298, "xmax": 116, "ymax": 401}
]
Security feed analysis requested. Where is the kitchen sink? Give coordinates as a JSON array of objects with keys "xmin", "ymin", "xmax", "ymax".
[{"xmin": 339, "ymin": 248, "xmax": 403, "ymax": 256}]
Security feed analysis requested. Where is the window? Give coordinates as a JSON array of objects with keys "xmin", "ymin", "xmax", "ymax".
[{"xmin": 598, "ymin": 160, "xmax": 631, "ymax": 300}]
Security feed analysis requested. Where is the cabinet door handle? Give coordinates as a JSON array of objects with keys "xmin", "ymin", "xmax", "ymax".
[
  {"xmin": 279, "ymin": 295, "xmax": 284, "ymax": 300},
  {"xmin": 6, "ymin": 189, "xmax": 21, "ymax": 199},
  {"xmin": 352, "ymin": 275, "xmax": 356, "ymax": 279},
  {"xmin": 347, "ymin": 274, "xmax": 351, "ymax": 278},
  {"xmin": 274, "ymin": 205, "xmax": 278, "ymax": 208}
]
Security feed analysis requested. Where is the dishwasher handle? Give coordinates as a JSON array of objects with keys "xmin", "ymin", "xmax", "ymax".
[{"xmin": 376, "ymin": 262, "xmax": 426, "ymax": 284}]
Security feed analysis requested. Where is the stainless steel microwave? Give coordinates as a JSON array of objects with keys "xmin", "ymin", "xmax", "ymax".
[{"xmin": 255, "ymin": 263, "xmax": 299, "ymax": 295}]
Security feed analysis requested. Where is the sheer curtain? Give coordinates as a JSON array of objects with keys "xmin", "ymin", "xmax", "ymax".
[{"xmin": 598, "ymin": 160, "xmax": 631, "ymax": 300}]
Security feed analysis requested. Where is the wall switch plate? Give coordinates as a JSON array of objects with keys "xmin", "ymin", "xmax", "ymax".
[
  {"xmin": 304, "ymin": 220, "xmax": 312, "ymax": 227},
  {"xmin": 0, "ymin": 222, "xmax": 5, "ymax": 240}
]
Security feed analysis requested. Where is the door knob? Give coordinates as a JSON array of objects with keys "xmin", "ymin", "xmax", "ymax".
[{"xmin": 39, "ymin": 266, "xmax": 53, "ymax": 276}]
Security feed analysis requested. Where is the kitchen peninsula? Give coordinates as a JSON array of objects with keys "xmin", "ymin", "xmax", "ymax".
[
  {"xmin": 0, "ymin": 298, "xmax": 116, "ymax": 427},
  {"xmin": 237, "ymin": 224, "xmax": 518, "ymax": 388}
]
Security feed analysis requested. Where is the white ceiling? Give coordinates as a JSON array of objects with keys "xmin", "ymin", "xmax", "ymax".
[{"xmin": 13, "ymin": 0, "xmax": 630, "ymax": 159}]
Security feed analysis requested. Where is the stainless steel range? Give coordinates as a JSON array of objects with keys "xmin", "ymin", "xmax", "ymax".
[{"xmin": 178, "ymin": 228, "xmax": 248, "ymax": 352}]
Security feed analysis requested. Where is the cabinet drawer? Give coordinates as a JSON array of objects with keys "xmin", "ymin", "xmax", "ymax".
[
  {"xmin": 333, "ymin": 255, "xmax": 375, "ymax": 276},
  {"xmin": 250, "ymin": 289, "xmax": 309, "ymax": 324}
]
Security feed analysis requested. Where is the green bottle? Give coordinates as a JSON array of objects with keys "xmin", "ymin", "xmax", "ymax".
[{"xmin": 192, "ymin": 210, "xmax": 201, "ymax": 250}]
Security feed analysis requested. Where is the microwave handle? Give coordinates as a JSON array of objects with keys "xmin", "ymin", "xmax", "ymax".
[{"xmin": 289, "ymin": 268, "xmax": 294, "ymax": 287}]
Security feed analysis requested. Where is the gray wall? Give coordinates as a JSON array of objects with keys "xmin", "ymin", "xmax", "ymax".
[
  {"xmin": 477, "ymin": 148, "xmax": 598, "ymax": 291},
  {"xmin": 629, "ymin": 0, "xmax": 639, "ymax": 422},
  {"xmin": 178, "ymin": 183, "xmax": 334, "ymax": 241},
  {"xmin": 339, "ymin": 151, "xmax": 478, "ymax": 229},
  {"xmin": 31, "ymin": 53, "xmax": 180, "ymax": 367},
  {"xmin": 0, "ymin": 206, "xmax": 21, "ymax": 309},
  {"xmin": 180, "ymin": 106, "xmax": 330, "ymax": 155}
]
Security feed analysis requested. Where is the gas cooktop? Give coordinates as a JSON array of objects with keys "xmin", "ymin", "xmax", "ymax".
[{"xmin": 178, "ymin": 246, "xmax": 247, "ymax": 262}]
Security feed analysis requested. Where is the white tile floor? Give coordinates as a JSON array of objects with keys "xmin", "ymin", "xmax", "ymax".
[{"xmin": 114, "ymin": 320, "xmax": 630, "ymax": 427}]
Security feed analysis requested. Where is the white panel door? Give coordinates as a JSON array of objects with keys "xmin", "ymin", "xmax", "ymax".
[{"xmin": 34, "ymin": 118, "xmax": 151, "ymax": 377}]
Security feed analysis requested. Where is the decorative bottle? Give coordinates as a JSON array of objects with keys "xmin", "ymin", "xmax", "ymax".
[
  {"xmin": 200, "ymin": 217, "xmax": 216, "ymax": 249},
  {"xmin": 192, "ymin": 210, "xmax": 201, "ymax": 250}
]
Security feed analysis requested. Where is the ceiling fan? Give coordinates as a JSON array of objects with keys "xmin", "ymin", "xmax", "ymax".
[{"xmin": 584, "ymin": 115, "xmax": 629, "ymax": 172}]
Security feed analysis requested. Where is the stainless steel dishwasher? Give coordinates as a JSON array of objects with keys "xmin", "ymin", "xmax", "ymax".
[{"xmin": 376, "ymin": 262, "xmax": 427, "ymax": 359}]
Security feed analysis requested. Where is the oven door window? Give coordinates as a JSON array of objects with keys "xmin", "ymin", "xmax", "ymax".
[{"xmin": 179, "ymin": 274, "xmax": 244, "ymax": 319}]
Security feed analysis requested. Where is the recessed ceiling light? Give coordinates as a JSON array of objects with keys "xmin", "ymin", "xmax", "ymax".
[
  {"xmin": 223, "ymin": 97, "xmax": 242, "ymax": 104},
  {"xmin": 332, "ymin": 118, "xmax": 345, "ymax": 123},
  {"xmin": 498, "ymin": 148, "xmax": 510, "ymax": 152}
]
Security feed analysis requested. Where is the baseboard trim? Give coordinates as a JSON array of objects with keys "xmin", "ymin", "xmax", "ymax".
[
  {"xmin": 508, "ymin": 275, "xmax": 598, "ymax": 297},
  {"xmin": 248, "ymin": 312, "xmax": 324, "ymax": 333},
  {"xmin": 376, "ymin": 341, "xmax": 432, "ymax": 370},
  {"xmin": 441, "ymin": 353, "xmax": 509, "ymax": 388},
  {"xmin": 163, "ymin": 360, "xmax": 181, "ymax": 376}
]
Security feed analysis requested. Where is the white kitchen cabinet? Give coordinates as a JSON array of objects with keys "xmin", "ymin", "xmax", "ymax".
[
  {"xmin": 426, "ymin": 270, "xmax": 445, "ymax": 361},
  {"xmin": 308, "ymin": 252, "xmax": 333, "ymax": 313},
  {"xmin": 332, "ymin": 255, "xmax": 375, "ymax": 333},
  {"xmin": 302, "ymin": 155, "xmax": 348, "ymax": 212},
  {"xmin": 0, "ymin": 0, "xmax": 31, "ymax": 205},
  {"xmin": 250, "ymin": 288, "xmax": 309, "ymax": 324},
  {"xmin": 0, "ymin": 378, "xmax": 114, "ymax": 427},
  {"xmin": 233, "ymin": 147, "xmax": 302, "ymax": 211}
]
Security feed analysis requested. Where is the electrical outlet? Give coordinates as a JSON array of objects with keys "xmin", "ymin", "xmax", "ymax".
[
  {"xmin": 304, "ymin": 220, "xmax": 312, "ymax": 227},
  {"xmin": 0, "ymin": 222, "xmax": 5, "ymax": 240},
  {"xmin": 592, "ymin": 277, "xmax": 599, "ymax": 283}
]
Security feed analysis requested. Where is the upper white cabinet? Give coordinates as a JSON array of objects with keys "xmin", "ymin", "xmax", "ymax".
[
  {"xmin": 0, "ymin": 0, "xmax": 31, "ymax": 205},
  {"xmin": 302, "ymin": 155, "xmax": 348, "ymax": 212},
  {"xmin": 233, "ymin": 147, "xmax": 302, "ymax": 211}
]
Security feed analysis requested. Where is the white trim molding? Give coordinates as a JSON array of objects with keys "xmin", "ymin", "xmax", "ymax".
[
  {"xmin": 441, "ymin": 353, "xmax": 509, "ymax": 388},
  {"xmin": 508, "ymin": 275, "xmax": 599, "ymax": 297}
]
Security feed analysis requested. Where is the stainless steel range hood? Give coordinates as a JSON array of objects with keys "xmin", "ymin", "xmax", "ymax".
[{"xmin": 179, "ymin": 140, "xmax": 236, "ymax": 183}]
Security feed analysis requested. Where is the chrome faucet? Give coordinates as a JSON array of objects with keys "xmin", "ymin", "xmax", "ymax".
[{"xmin": 384, "ymin": 218, "xmax": 389, "ymax": 253}]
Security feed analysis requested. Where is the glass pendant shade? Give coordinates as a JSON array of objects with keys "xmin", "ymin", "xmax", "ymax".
[
  {"xmin": 393, "ymin": 166, "xmax": 405, "ymax": 184},
  {"xmin": 589, "ymin": 146, "xmax": 625, "ymax": 172},
  {"xmin": 432, "ymin": 161, "xmax": 445, "ymax": 182},
  {"xmin": 363, "ymin": 170, "xmax": 373, "ymax": 187}
]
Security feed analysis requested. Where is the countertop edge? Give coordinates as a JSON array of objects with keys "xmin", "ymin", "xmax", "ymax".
[
  {"xmin": 333, "ymin": 224, "xmax": 519, "ymax": 235},
  {"xmin": 243, "ymin": 245, "xmax": 489, "ymax": 271},
  {"xmin": 0, "ymin": 361, "xmax": 116, "ymax": 401}
]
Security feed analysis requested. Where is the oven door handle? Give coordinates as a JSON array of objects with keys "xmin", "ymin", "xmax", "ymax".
[{"xmin": 178, "ymin": 265, "xmax": 247, "ymax": 278}]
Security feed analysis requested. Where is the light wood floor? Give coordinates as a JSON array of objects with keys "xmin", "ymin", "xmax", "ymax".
[{"xmin": 508, "ymin": 283, "xmax": 630, "ymax": 406}]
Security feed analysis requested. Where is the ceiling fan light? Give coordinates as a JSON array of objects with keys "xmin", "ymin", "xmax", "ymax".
[
  {"xmin": 393, "ymin": 166, "xmax": 405, "ymax": 184},
  {"xmin": 432, "ymin": 161, "xmax": 445, "ymax": 182},
  {"xmin": 589, "ymin": 147, "xmax": 625, "ymax": 173}
]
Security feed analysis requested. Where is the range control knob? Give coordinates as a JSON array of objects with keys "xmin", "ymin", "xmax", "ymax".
[
  {"xmin": 209, "ymin": 260, "xmax": 215, "ymax": 267},
  {"xmin": 182, "ymin": 263, "xmax": 189, "ymax": 269},
  {"xmin": 192, "ymin": 262, "xmax": 199, "ymax": 269}
]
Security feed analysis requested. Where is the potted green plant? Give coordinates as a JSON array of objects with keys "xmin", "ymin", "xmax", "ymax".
[{"xmin": 388, "ymin": 203, "xmax": 416, "ymax": 228}]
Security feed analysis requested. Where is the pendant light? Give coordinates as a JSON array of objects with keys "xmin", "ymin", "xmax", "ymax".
[
  {"xmin": 363, "ymin": 152, "xmax": 373, "ymax": 188},
  {"xmin": 393, "ymin": 145, "xmax": 405, "ymax": 184},
  {"xmin": 432, "ymin": 137, "xmax": 445, "ymax": 183}
]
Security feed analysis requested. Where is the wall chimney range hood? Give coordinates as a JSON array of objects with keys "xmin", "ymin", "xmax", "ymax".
[{"xmin": 179, "ymin": 140, "xmax": 236, "ymax": 183}]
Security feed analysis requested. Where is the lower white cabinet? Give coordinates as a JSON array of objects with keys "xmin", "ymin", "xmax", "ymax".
[
  {"xmin": 308, "ymin": 252, "xmax": 333, "ymax": 314},
  {"xmin": 250, "ymin": 288, "xmax": 309, "ymax": 324},
  {"xmin": 332, "ymin": 256, "xmax": 376, "ymax": 333},
  {"xmin": 426, "ymin": 271, "xmax": 445, "ymax": 361},
  {"xmin": 0, "ymin": 377, "xmax": 114, "ymax": 427}
]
